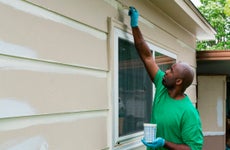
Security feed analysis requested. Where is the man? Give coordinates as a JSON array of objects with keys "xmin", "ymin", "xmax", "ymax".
[{"xmin": 128, "ymin": 7, "xmax": 203, "ymax": 150}]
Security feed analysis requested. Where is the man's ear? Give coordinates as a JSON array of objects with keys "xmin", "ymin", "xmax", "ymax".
[{"xmin": 176, "ymin": 78, "xmax": 182, "ymax": 85}]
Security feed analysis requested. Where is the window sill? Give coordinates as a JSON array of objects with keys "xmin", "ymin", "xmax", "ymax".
[{"xmin": 113, "ymin": 138, "xmax": 144, "ymax": 150}]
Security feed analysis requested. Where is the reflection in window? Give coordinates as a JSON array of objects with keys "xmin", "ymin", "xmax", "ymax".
[
  {"xmin": 155, "ymin": 51, "xmax": 176, "ymax": 71},
  {"xmin": 118, "ymin": 37, "xmax": 176, "ymax": 138}
]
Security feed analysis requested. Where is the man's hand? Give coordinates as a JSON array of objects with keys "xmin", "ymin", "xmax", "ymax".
[
  {"xmin": 142, "ymin": 137, "xmax": 165, "ymax": 148},
  {"xmin": 128, "ymin": 6, "xmax": 139, "ymax": 27}
]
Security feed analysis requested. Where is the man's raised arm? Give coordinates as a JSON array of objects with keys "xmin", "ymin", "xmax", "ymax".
[{"xmin": 129, "ymin": 7, "xmax": 159, "ymax": 81}]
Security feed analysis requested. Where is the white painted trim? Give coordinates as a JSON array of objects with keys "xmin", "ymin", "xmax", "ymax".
[
  {"xmin": 114, "ymin": 28, "xmax": 177, "ymax": 59},
  {"xmin": 114, "ymin": 139, "xmax": 143, "ymax": 150},
  {"xmin": 0, "ymin": 0, "xmax": 106, "ymax": 40},
  {"xmin": 203, "ymin": 132, "xmax": 225, "ymax": 136},
  {"xmin": 104, "ymin": 0, "xmax": 157, "ymax": 30},
  {"xmin": 149, "ymin": 43, "xmax": 177, "ymax": 59},
  {"xmin": 113, "ymin": 28, "xmax": 119, "ymax": 145}
]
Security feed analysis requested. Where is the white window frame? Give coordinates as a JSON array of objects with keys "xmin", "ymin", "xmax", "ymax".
[{"xmin": 113, "ymin": 28, "xmax": 177, "ymax": 147}]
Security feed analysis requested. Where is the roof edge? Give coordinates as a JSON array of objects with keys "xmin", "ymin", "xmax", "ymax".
[
  {"xmin": 197, "ymin": 50, "xmax": 230, "ymax": 61},
  {"xmin": 176, "ymin": 0, "xmax": 217, "ymax": 40},
  {"xmin": 185, "ymin": 0, "xmax": 217, "ymax": 34}
]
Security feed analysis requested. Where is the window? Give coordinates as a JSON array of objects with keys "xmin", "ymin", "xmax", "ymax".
[
  {"xmin": 114, "ymin": 28, "xmax": 176, "ymax": 145},
  {"xmin": 118, "ymin": 37, "xmax": 152, "ymax": 137}
]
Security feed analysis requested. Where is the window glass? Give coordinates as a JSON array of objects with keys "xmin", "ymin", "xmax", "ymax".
[{"xmin": 118, "ymin": 37, "xmax": 152, "ymax": 136}]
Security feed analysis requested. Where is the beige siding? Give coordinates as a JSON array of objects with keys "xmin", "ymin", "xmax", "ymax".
[
  {"xmin": 27, "ymin": 0, "xmax": 117, "ymax": 33},
  {"xmin": 185, "ymin": 85, "xmax": 197, "ymax": 104},
  {"xmin": 198, "ymin": 76, "xmax": 226, "ymax": 150},
  {"xmin": 0, "ymin": 2, "xmax": 108, "ymax": 70},
  {"xmin": 178, "ymin": 48, "xmax": 197, "ymax": 102},
  {"xmin": 0, "ymin": 55, "xmax": 108, "ymax": 118},
  {"xmin": 203, "ymin": 135, "xmax": 225, "ymax": 150},
  {"xmin": 198, "ymin": 76, "xmax": 226, "ymax": 132},
  {"xmin": 0, "ymin": 116, "xmax": 107, "ymax": 149},
  {"xmin": 0, "ymin": 0, "xmax": 199, "ymax": 149}
]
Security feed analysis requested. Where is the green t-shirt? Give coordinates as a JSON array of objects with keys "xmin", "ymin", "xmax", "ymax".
[{"xmin": 147, "ymin": 70, "xmax": 203, "ymax": 150}]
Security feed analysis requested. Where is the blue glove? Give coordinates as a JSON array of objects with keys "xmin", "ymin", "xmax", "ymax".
[
  {"xmin": 128, "ymin": 6, "xmax": 139, "ymax": 27},
  {"xmin": 141, "ymin": 137, "xmax": 165, "ymax": 148}
]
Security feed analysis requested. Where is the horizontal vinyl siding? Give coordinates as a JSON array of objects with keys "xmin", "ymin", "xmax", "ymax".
[
  {"xmin": 0, "ymin": 115, "xmax": 107, "ymax": 149},
  {"xmin": 0, "ymin": 55, "xmax": 108, "ymax": 118},
  {"xmin": 0, "ymin": 0, "xmax": 199, "ymax": 149},
  {"xmin": 0, "ymin": 0, "xmax": 109, "ymax": 149},
  {"xmin": 26, "ymin": 0, "xmax": 117, "ymax": 33},
  {"xmin": 0, "ymin": 1, "xmax": 108, "ymax": 70}
]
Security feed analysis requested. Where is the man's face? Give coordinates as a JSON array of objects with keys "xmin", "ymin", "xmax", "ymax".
[{"xmin": 162, "ymin": 64, "xmax": 178, "ymax": 89}]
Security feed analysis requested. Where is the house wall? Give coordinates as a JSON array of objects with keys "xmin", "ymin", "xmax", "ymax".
[
  {"xmin": 198, "ymin": 76, "xmax": 226, "ymax": 150},
  {"xmin": 0, "ymin": 0, "xmax": 197, "ymax": 149}
]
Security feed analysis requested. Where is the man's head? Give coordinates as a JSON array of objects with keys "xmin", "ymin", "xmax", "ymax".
[{"xmin": 162, "ymin": 62, "xmax": 194, "ymax": 92}]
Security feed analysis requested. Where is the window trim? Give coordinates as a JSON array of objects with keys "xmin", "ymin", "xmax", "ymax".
[{"xmin": 113, "ymin": 28, "xmax": 177, "ymax": 146}]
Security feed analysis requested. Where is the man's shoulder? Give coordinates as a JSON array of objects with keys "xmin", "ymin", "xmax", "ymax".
[{"xmin": 154, "ymin": 69, "xmax": 164, "ymax": 83}]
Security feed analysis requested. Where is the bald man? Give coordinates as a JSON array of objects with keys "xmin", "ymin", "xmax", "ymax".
[{"xmin": 129, "ymin": 7, "xmax": 203, "ymax": 150}]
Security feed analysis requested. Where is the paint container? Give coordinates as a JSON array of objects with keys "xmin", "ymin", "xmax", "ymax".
[{"xmin": 143, "ymin": 123, "xmax": 157, "ymax": 143}]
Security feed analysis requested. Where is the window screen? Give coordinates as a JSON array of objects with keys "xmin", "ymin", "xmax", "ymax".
[{"xmin": 118, "ymin": 38, "xmax": 152, "ymax": 137}]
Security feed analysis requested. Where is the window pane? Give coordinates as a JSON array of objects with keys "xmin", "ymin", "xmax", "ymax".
[
  {"xmin": 155, "ymin": 51, "xmax": 176, "ymax": 71},
  {"xmin": 118, "ymin": 38, "xmax": 152, "ymax": 137}
]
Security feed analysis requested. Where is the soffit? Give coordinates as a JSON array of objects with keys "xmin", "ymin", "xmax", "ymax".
[{"xmin": 148, "ymin": 0, "xmax": 216, "ymax": 41}]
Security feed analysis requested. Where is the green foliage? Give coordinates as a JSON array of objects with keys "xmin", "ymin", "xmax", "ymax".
[
  {"xmin": 225, "ymin": 0, "xmax": 230, "ymax": 16},
  {"xmin": 197, "ymin": 0, "xmax": 230, "ymax": 50}
]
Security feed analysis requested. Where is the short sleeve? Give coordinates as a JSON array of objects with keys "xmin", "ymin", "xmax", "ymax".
[
  {"xmin": 153, "ymin": 69, "xmax": 165, "ymax": 88},
  {"xmin": 181, "ymin": 109, "xmax": 203, "ymax": 150}
]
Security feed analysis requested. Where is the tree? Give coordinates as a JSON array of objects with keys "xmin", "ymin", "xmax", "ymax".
[
  {"xmin": 225, "ymin": 0, "xmax": 230, "ymax": 16},
  {"xmin": 196, "ymin": 0, "xmax": 230, "ymax": 50}
]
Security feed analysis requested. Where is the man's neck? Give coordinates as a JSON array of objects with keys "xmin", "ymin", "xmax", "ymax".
[{"xmin": 168, "ymin": 90, "xmax": 185, "ymax": 100}]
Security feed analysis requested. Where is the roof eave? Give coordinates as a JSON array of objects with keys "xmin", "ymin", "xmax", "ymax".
[{"xmin": 176, "ymin": 0, "xmax": 217, "ymax": 41}]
